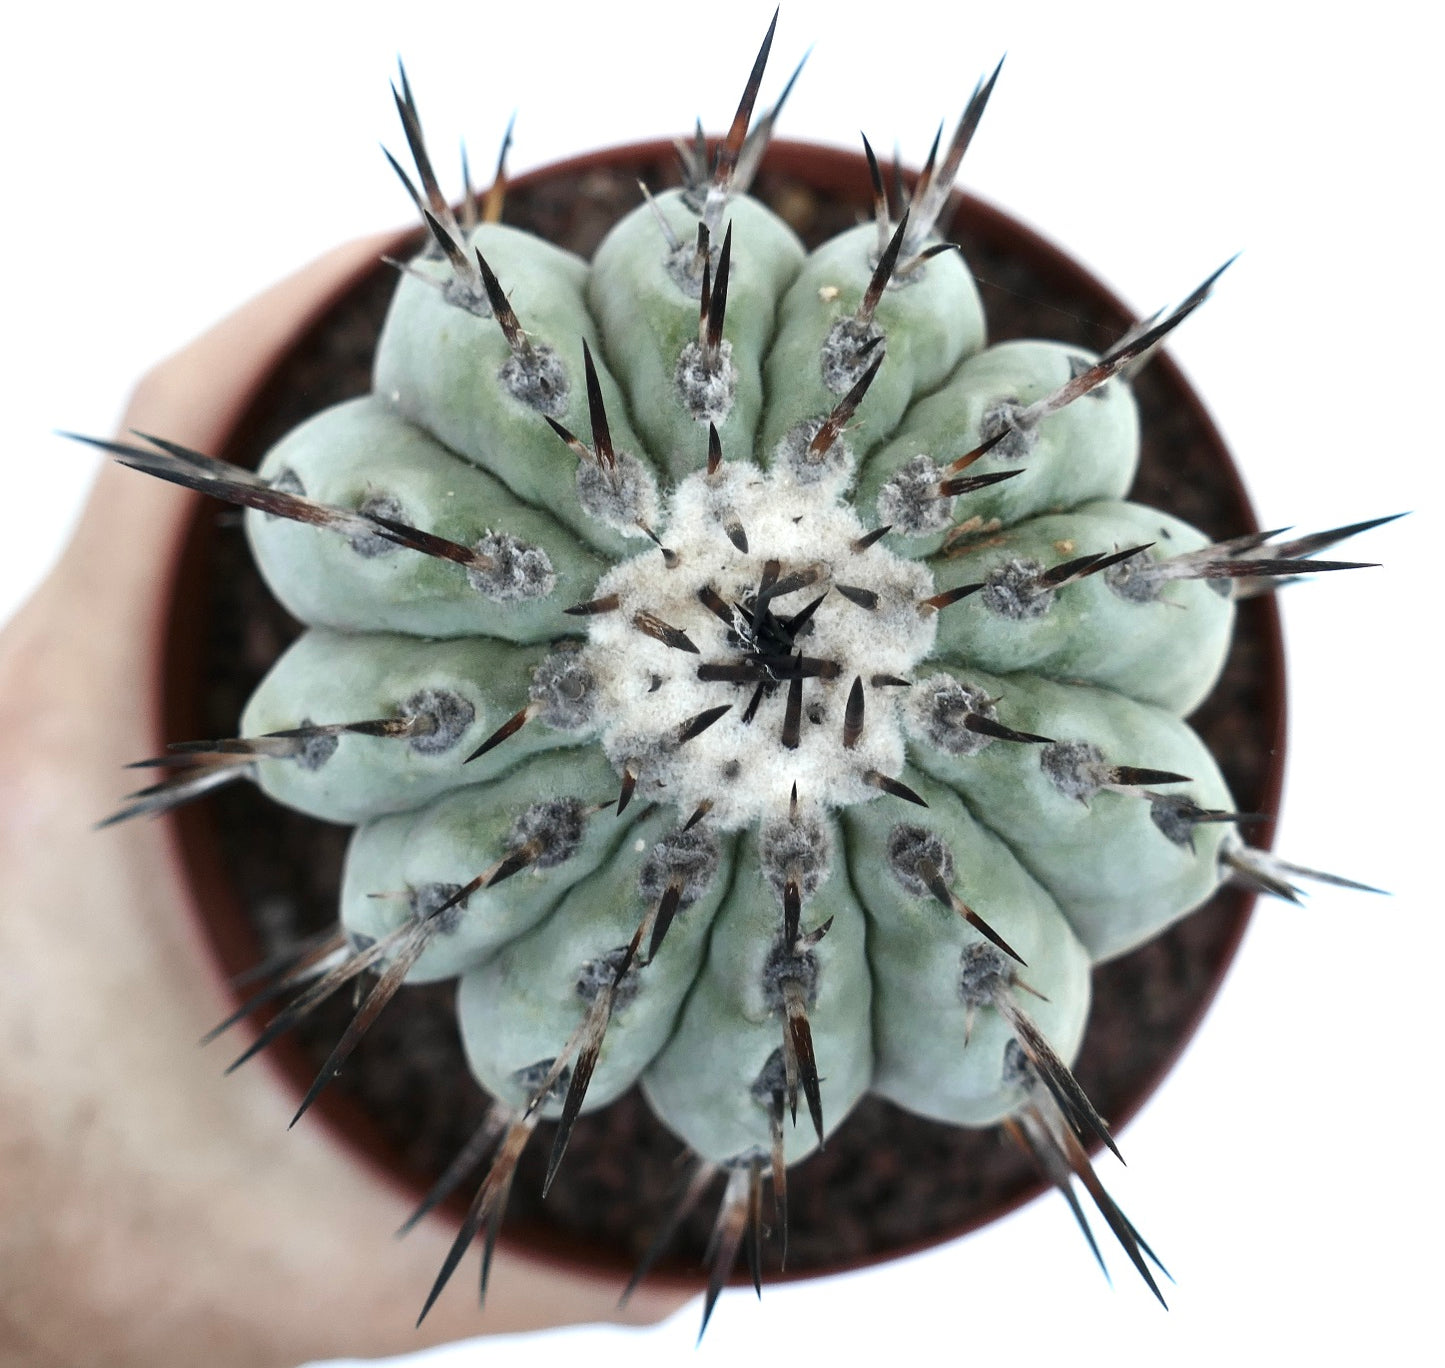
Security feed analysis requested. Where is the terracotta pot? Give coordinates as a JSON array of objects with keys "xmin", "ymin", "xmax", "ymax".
[{"xmin": 0, "ymin": 140, "xmax": 1284, "ymax": 1365}]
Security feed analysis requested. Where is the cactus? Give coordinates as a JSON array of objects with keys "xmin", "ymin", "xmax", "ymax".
[{"xmin": 76, "ymin": 16, "xmax": 1391, "ymax": 1337}]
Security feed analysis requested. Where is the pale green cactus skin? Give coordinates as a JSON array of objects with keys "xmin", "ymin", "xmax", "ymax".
[
  {"xmin": 375, "ymin": 225, "xmax": 656, "ymax": 557},
  {"xmin": 858, "ymin": 338, "xmax": 1140, "ymax": 555},
  {"xmin": 590, "ymin": 190, "xmax": 806, "ymax": 475},
  {"xmin": 340, "ymin": 748, "xmax": 626, "ymax": 983},
  {"xmin": 844, "ymin": 769, "xmax": 1090, "ymax": 1125},
  {"xmin": 461, "ymin": 808, "xmax": 741, "ymax": 1121},
  {"xmin": 241, "ymin": 631, "xmax": 576, "ymax": 820},
  {"xmin": 929, "ymin": 501, "xmax": 1232, "ymax": 713},
  {"xmin": 250, "ymin": 398, "xmax": 609, "ymax": 641},
  {"xmin": 642, "ymin": 820, "xmax": 873, "ymax": 1167},
  {"xmin": 70, "ymin": 19, "xmax": 1392, "ymax": 1326},
  {"xmin": 759, "ymin": 222, "xmax": 985, "ymax": 459},
  {"xmin": 237, "ymin": 171, "xmax": 1242, "ymax": 1178},
  {"xmin": 904, "ymin": 667, "xmax": 1233, "ymax": 959}
]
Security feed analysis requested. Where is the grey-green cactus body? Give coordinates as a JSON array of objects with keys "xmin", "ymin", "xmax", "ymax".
[
  {"xmin": 236, "ymin": 162, "xmax": 1245, "ymax": 1184},
  {"xmin": 79, "ymin": 28, "xmax": 1391, "ymax": 1325},
  {"xmin": 249, "ymin": 398, "xmax": 609, "ymax": 641},
  {"xmin": 375, "ymin": 222, "xmax": 658, "ymax": 558},
  {"xmin": 858, "ymin": 338, "xmax": 1141, "ymax": 555},
  {"xmin": 929, "ymin": 501, "xmax": 1233, "ymax": 712},
  {"xmin": 588, "ymin": 189, "xmax": 806, "ymax": 476},
  {"xmin": 759, "ymin": 221, "xmax": 986, "ymax": 460},
  {"xmin": 459, "ymin": 808, "xmax": 738, "ymax": 1117},
  {"xmin": 241, "ymin": 631, "xmax": 581, "ymax": 821},
  {"xmin": 843, "ymin": 768, "xmax": 1091, "ymax": 1125},
  {"xmin": 642, "ymin": 819, "xmax": 872, "ymax": 1166},
  {"xmin": 340, "ymin": 747, "xmax": 630, "ymax": 982},
  {"xmin": 904, "ymin": 667, "xmax": 1234, "ymax": 959}
]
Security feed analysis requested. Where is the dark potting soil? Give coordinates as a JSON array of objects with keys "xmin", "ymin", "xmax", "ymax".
[{"xmin": 171, "ymin": 145, "xmax": 1281, "ymax": 1288}]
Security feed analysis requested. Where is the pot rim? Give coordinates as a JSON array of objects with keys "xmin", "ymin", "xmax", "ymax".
[{"xmin": 161, "ymin": 136, "xmax": 1286, "ymax": 1291}]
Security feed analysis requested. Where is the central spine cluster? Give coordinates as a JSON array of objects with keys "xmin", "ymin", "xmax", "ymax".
[{"xmin": 577, "ymin": 461, "xmax": 938, "ymax": 829}]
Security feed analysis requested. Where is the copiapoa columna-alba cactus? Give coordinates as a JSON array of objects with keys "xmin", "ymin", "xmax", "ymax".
[{"xmin": 73, "ymin": 13, "xmax": 1392, "ymax": 1337}]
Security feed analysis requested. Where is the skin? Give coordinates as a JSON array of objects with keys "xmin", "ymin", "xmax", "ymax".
[{"xmin": 0, "ymin": 238, "xmax": 691, "ymax": 1368}]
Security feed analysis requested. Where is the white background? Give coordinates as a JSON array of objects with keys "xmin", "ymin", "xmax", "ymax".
[{"xmin": 4, "ymin": 1, "xmax": 1439, "ymax": 1363}]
